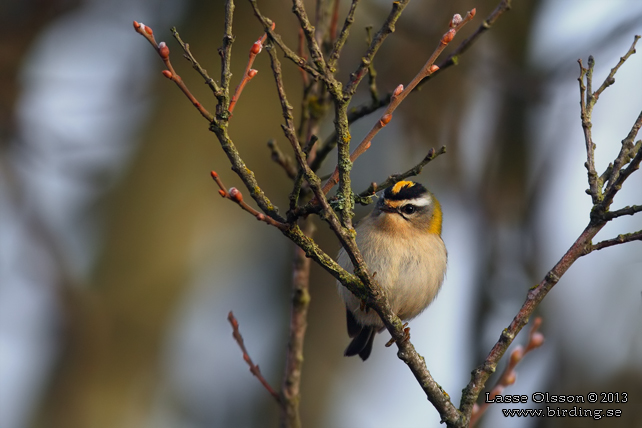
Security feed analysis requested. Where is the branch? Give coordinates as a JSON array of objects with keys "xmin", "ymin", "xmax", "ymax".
[
  {"xmin": 469, "ymin": 318, "xmax": 545, "ymax": 427},
  {"xmin": 342, "ymin": 0, "xmax": 410, "ymax": 98},
  {"xmin": 229, "ymin": 22, "xmax": 276, "ymax": 114},
  {"xmin": 603, "ymin": 204, "xmax": 642, "ymax": 220},
  {"xmin": 327, "ymin": 0, "xmax": 361, "ymax": 69},
  {"xmin": 322, "ymin": 10, "xmax": 475, "ymax": 194},
  {"xmin": 210, "ymin": 171, "xmax": 288, "ymax": 230},
  {"xmin": 219, "ymin": 0, "xmax": 235, "ymax": 114},
  {"xmin": 133, "ymin": 22, "xmax": 215, "ymax": 123},
  {"xmin": 459, "ymin": 222, "xmax": 605, "ymax": 423},
  {"xmin": 171, "ymin": 27, "xmax": 222, "ymax": 97},
  {"xmin": 267, "ymin": 139, "xmax": 298, "ymax": 179},
  {"xmin": 249, "ymin": 0, "xmax": 326, "ymax": 82},
  {"xmin": 227, "ymin": 311, "xmax": 281, "ymax": 403},
  {"xmin": 358, "ymin": 146, "xmax": 447, "ymax": 200},
  {"xmin": 591, "ymin": 230, "xmax": 642, "ymax": 252},
  {"xmin": 280, "ymin": 219, "xmax": 314, "ymax": 428}
]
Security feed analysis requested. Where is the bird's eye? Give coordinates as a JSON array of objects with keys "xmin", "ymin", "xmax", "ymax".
[{"xmin": 401, "ymin": 204, "xmax": 416, "ymax": 215}]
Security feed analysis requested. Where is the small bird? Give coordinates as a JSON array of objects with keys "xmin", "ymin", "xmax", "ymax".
[{"xmin": 337, "ymin": 180, "xmax": 447, "ymax": 360}]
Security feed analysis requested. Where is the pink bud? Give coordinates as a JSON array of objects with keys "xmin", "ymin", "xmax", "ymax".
[
  {"xmin": 161, "ymin": 70, "xmax": 173, "ymax": 79},
  {"xmin": 210, "ymin": 171, "xmax": 219, "ymax": 179},
  {"xmin": 450, "ymin": 14, "xmax": 462, "ymax": 28},
  {"xmin": 158, "ymin": 41, "xmax": 170, "ymax": 59},
  {"xmin": 380, "ymin": 114, "xmax": 392, "ymax": 126},
  {"xmin": 256, "ymin": 213, "xmax": 265, "ymax": 221},
  {"xmin": 218, "ymin": 189, "xmax": 226, "ymax": 197},
  {"xmin": 504, "ymin": 371, "xmax": 517, "ymax": 386},
  {"xmin": 393, "ymin": 84, "xmax": 404, "ymax": 98},
  {"xmin": 429, "ymin": 65, "xmax": 439, "ymax": 73},
  {"xmin": 530, "ymin": 332, "xmax": 545, "ymax": 348},
  {"xmin": 133, "ymin": 21, "xmax": 141, "ymax": 30},
  {"xmin": 139, "ymin": 23, "xmax": 153, "ymax": 35},
  {"xmin": 469, "ymin": 8, "xmax": 477, "ymax": 18},
  {"xmin": 248, "ymin": 69, "xmax": 258, "ymax": 78},
  {"xmin": 441, "ymin": 29, "xmax": 456, "ymax": 44},
  {"xmin": 251, "ymin": 41, "xmax": 262, "ymax": 56},
  {"xmin": 510, "ymin": 346, "xmax": 524, "ymax": 364},
  {"xmin": 229, "ymin": 187, "xmax": 243, "ymax": 203}
]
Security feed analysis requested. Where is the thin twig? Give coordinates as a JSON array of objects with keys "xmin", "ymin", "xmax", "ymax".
[
  {"xmin": 133, "ymin": 22, "xmax": 215, "ymax": 122},
  {"xmin": 227, "ymin": 311, "xmax": 281, "ymax": 403},
  {"xmin": 229, "ymin": 22, "xmax": 276, "ymax": 114},
  {"xmin": 327, "ymin": 0, "xmax": 361, "ymax": 69},
  {"xmin": 280, "ymin": 218, "xmax": 315, "ymax": 428},
  {"xmin": 211, "ymin": 171, "xmax": 288, "ymax": 230},
  {"xmin": 249, "ymin": 0, "xmax": 326, "ymax": 82},
  {"xmin": 591, "ymin": 230, "xmax": 642, "ymax": 252},
  {"xmin": 358, "ymin": 146, "xmax": 447, "ymax": 199},
  {"xmin": 322, "ymin": 10, "xmax": 475, "ymax": 194},
  {"xmin": 469, "ymin": 318, "xmax": 545, "ymax": 427},
  {"xmin": 267, "ymin": 139, "xmax": 298, "ymax": 179},
  {"xmin": 220, "ymin": 0, "xmax": 235, "ymax": 107},
  {"xmin": 171, "ymin": 27, "xmax": 222, "ymax": 97},
  {"xmin": 603, "ymin": 204, "xmax": 642, "ymax": 220}
]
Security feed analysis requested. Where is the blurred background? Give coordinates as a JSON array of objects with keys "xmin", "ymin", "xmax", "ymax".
[{"xmin": 0, "ymin": 0, "xmax": 641, "ymax": 427}]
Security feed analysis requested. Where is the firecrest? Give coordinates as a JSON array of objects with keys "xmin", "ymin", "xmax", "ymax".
[{"xmin": 337, "ymin": 180, "xmax": 447, "ymax": 361}]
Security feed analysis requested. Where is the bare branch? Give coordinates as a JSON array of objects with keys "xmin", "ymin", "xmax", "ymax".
[
  {"xmin": 358, "ymin": 146, "xmax": 447, "ymax": 200},
  {"xmin": 322, "ymin": 10, "xmax": 475, "ymax": 194},
  {"xmin": 469, "ymin": 318, "xmax": 545, "ymax": 427},
  {"xmin": 171, "ymin": 27, "xmax": 222, "ymax": 97},
  {"xmin": 327, "ymin": 0, "xmax": 361, "ymax": 69},
  {"xmin": 280, "ymin": 219, "xmax": 315, "ymax": 428},
  {"xmin": 227, "ymin": 311, "xmax": 281, "ymax": 403},
  {"xmin": 210, "ymin": 171, "xmax": 288, "ymax": 230},
  {"xmin": 591, "ymin": 230, "xmax": 642, "ymax": 252},
  {"xmin": 133, "ymin": 22, "xmax": 215, "ymax": 122}
]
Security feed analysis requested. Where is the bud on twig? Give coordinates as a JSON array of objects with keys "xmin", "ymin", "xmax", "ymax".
[
  {"xmin": 441, "ymin": 29, "xmax": 456, "ymax": 45},
  {"xmin": 450, "ymin": 14, "xmax": 463, "ymax": 28},
  {"xmin": 429, "ymin": 65, "xmax": 439, "ymax": 73},
  {"xmin": 392, "ymin": 84, "xmax": 404, "ymax": 98},
  {"xmin": 248, "ymin": 69, "xmax": 258, "ymax": 78},
  {"xmin": 158, "ymin": 41, "xmax": 170, "ymax": 59},
  {"xmin": 380, "ymin": 114, "xmax": 392, "ymax": 126},
  {"xmin": 251, "ymin": 40, "xmax": 262, "ymax": 55},
  {"xmin": 229, "ymin": 187, "xmax": 243, "ymax": 203},
  {"xmin": 162, "ymin": 70, "xmax": 173, "ymax": 79}
]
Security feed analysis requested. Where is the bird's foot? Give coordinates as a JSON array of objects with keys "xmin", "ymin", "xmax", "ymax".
[{"xmin": 384, "ymin": 322, "xmax": 410, "ymax": 347}]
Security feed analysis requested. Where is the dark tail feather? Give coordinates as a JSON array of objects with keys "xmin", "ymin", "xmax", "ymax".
[{"xmin": 344, "ymin": 326, "xmax": 376, "ymax": 361}]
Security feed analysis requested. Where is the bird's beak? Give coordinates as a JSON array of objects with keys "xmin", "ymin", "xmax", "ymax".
[{"xmin": 379, "ymin": 202, "xmax": 397, "ymax": 213}]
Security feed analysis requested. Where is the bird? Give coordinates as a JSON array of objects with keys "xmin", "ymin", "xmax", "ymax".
[{"xmin": 337, "ymin": 180, "xmax": 447, "ymax": 361}]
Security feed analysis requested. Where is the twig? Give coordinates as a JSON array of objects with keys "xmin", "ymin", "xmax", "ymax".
[
  {"xmin": 322, "ymin": 10, "xmax": 476, "ymax": 194},
  {"xmin": 227, "ymin": 311, "xmax": 281, "ymax": 403},
  {"xmin": 133, "ymin": 22, "xmax": 215, "ymax": 122},
  {"xmin": 249, "ymin": 0, "xmax": 326, "ymax": 82},
  {"xmin": 267, "ymin": 139, "xmax": 298, "ymax": 179},
  {"xmin": 469, "ymin": 318, "xmax": 545, "ymax": 427},
  {"xmin": 603, "ymin": 204, "xmax": 642, "ymax": 220},
  {"xmin": 280, "ymin": 218, "xmax": 315, "ymax": 428},
  {"xmin": 211, "ymin": 171, "xmax": 288, "ymax": 230},
  {"xmin": 458, "ymin": 38, "xmax": 642, "ymax": 426},
  {"xmin": 291, "ymin": 0, "xmax": 328, "ymax": 74},
  {"xmin": 578, "ymin": 58, "xmax": 600, "ymax": 204},
  {"xmin": 327, "ymin": 0, "xmax": 361, "ymax": 69},
  {"xmin": 591, "ymin": 230, "xmax": 642, "ymax": 252},
  {"xmin": 365, "ymin": 26, "xmax": 379, "ymax": 104},
  {"xmin": 171, "ymin": 27, "xmax": 222, "ymax": 97},
  {"xmin": 219, "ymin": 0, "xmax": 235, "ymax": 113},
  {"xmin": 357, "ymin": 146, "xmax": 447, "ymax": 200},
  {"xmin": 229, "ymin": 23, "xmax": 276, "ymax": 114}
]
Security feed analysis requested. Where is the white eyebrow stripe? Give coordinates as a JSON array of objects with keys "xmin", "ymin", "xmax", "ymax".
[{"xmin": 402, "ymin": 195, "xmax": 432, "ymax": 207}]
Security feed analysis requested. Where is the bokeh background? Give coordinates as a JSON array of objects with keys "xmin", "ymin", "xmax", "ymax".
[{"xmin": 1, "ymin": 1, "xmax": 641, "ymax": 427}]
